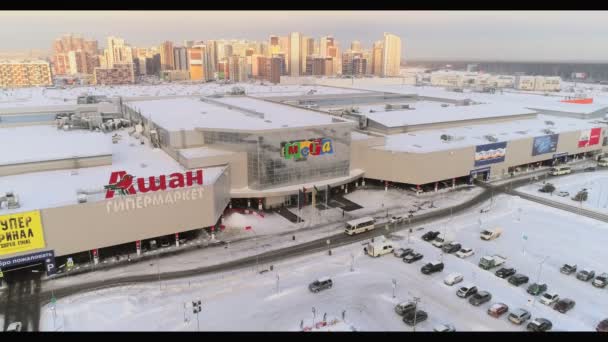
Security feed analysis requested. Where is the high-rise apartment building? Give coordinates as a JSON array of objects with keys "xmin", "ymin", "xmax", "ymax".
[
  {"xmin": 372, "ymin": 40, "xmax": 383, "ymax": 76},
  {"xmin": 105, "ymin": 36, "xmax": 133, "ymax": 69},
  {"xmin": 0, "ymin": 60, "xmax": 53, "ymax": 87},
  {"xmin": 351, "ymin": 41, "xmax": 362, "ymax": 52},
  {"xmin": 188, "ymin": 45, "xmax": 212, "ymax": 81},
  {"xmin": 381, "ymin": 33, "xmax": 402, "ymax": 77},
  {"xmin": 288, "ymin": 32, "xmax": 302, "ymax": 76},
  {"xmin": 52, "ymin": 34, "xmax": 100, "ymax": 76},
  {"xmin": 173, "ymin": 46, "xmax": 188, "ymax": 71},
  {"xmin": 342, "ymin": 51, "xmax": 367, "ymax": 76},
  {"xmin": 159, "ymin": 41, "xmax": 175, "ymax": 71},
  {"xmin": 269, "ymin": 35, "xmax": 280, "ymax": 56},
  {"xmin": 206, "ymin": 40, "xmax": 218, "ymax": 75},
  {"xmin": 184, "ymin": 40, "xmax": 194, "ymax": 48}
]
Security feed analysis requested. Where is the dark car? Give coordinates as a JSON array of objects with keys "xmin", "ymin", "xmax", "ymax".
[
  {"xmin": 422, "ymin": 231, "xmax": 440, "ymax": 242},
  {"xmin": 584, "ymin": 166, "xmax": 597, "ymax": 172},
  {"xmin": 404, "ymin": 252, "xmax": 424, "ymax": 263},
  {"xmin": 457, "ymin": 285, "xmax": 478, "ymax": 298},
  {"xmin": 596, "ymin": 318, "xmax": 608, "ymax": 332},
  {"xmin": 576, "ymin": 268, "xmax": 595, "ymax": 282},
  {"xmin": 527, "ymin": 283, "xmax": 548, "ymax": 296},
  {"xmin": 421, "ymin": 261, "xmax": 444, "ymax": 274},
  {"xmin": 468, "ymin": 291, "xmax": 492, "ymax": 306},
  {"xmin": 508, "ymin": 273, "xmax": 530, "ymax": 286},
  {"xmin": 560, "ymin": 263, "xmax": 577, "ymax": 275},
  {"xmin": 308, "ymin": 277, "xmax": 333, "ymax": 293},
  {"xmin": 403, "ymin": 310, "xmax": 428, "ymax": 326},
  {"xmin": 495, "ymin": 267, "xmax": 516, "ymax": 279},
  {"xmin": 527, "ymin": 318, "xmax": 553, "ymax": 332},
  {"xmin": 394, "ymin": 248, "xmax": 414, "ymax": 258},
  {"xmin": 554, "ymin": 298, "xmax": 576, "ymax": 313},
  {"xmin": 442, "ymin": 242, "xmax": 462, "ymax": 254},
  {"xmin": 394, "ymin": 301, "xmax": 417, "ymax": 316}
]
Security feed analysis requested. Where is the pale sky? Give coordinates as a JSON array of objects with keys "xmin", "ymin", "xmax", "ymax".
[{"xmin": 1, "ymin": 11, "xmax": 608, "ymax": 61}]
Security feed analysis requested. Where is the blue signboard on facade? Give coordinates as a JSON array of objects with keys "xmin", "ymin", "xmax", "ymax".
[
  {"xmin": 474, "ymin": 142, "xmax": 507, "ymax": 167},
  {"xmin": 532, "ymin": 134, "xmax": 559, "ymax": 156},
  {"xmin": 0, "ymin": 250, "xmax": 55, "ymax": 274}
]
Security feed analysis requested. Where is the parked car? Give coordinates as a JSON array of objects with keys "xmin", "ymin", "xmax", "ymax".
[
  {"xmin": 433, "ymin": 324, "xmax": 456, "ymax": 332},
  {"xmin": 495, "ymin": 267, "xmax": 516, "ymax": 279},
  {"xmin": 421, "ymin": 231, "xmax": 440, "ymax": 242},
  {"xmin": 403, "ymin": 310, "xmax": 428, "ymax": 326},
  {"xmin": 596, "ymin": 318, "xmax": 608, "ymax": 332},
  {"xmin": 538, "ymin": 183, "xmax": 556, "ymax": 193},
  {"xmin": 560, "ymin": 263, "xmax": 577, "ymax": 275},
  {"xmin": 557, "ymin": 191, "xmax": 570, "ymax": 197},
  {"xmin": 527, "ymin": 283, "xmax": 548, "ymax": 296},
  {"xmin": 444, "ymin": 273, "xmax": 464, "ymax": 286},
  {"xmin": 442, "ymin": 242, "xmax": 462, "ymax": 254},
  {"xmin": 527, "ymin": 318, "xmax": 553, "ymax": 332},
  {"xmin": 480, "ymin": 227, "xmax": 502, "ymax": 240},
  {"xmin": 394, "ymin": 301, "xmax": 417, "ymax": 316},
  {"xmin": 431, "ymin": 237, "xmax": 446, "ymax": 248},
  {"xmin": 455, "ymin": 247, "xmax": 474, "ymax": 259},
  {"xmin": 5, "ymin": 322, "xmax": 22, "ymax": 332},
  {"xmin": 592, "ymin": 273, "xmax": 608, "ymax": 288},
  {"xmin": 576, "ymin": 268, "xmax": 595, "ymax": 281},
  {"xmin": 421, "ymin": 261, "xmax": 444, "ymax": 274},
  {"xmin": 584, "ymin": 166, "xmax": 597, "ymax": 172},
  {"xmin": 554, "ymin": 298, "xmax": 576, "ymax": 313},
  {"xmin": 508, "ymin": 273, "xmax": 530, "ymax": 286},
  {"xmin": 308, "ymin": 277, "xmax": 333, "ymax": 293},
  {"xmin": 403, "ymin": 252, "xmax": 424, "ymax": 263},
  {"xmin": 457, "ymin": 284, "xmax": 478, "ymax": 298},
  {"xmin": 469, "ymin": 291, "xmax": 492, "ymax": 306},
  {"xmin": 508, "ymin": 308, "xmax": 531, "ymax": 325},
  {"xmin": 393, "ymin": 247, "xmax": 413, "ymax": 258},
  {"xmin": 487, "ymin": 303, "xmax": 509, "ymax": 318},
  {"xmin": 539, "ymin": 292, "xmax": 559, "ymax": 306}
]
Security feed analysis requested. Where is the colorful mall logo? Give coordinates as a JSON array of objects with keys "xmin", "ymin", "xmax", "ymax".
[
  {"xmin": 104, "ymin": 170, "xmax": 204, "ymax": 199},
  {"xmin": 281, "ymin": 138, "xmax": 333, "ymax": 160}
]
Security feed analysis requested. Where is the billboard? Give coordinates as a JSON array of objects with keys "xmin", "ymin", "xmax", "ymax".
[
  {"xmin": 532, "ymin": 134, "xmax": 559, "ymax": 156},
  {"xmin": 578, "ymin": 127, "xmax": 601, "ymax": 148},
  {"xmin": 281, "ymin": 138, "xmax": 333, "ymax": 160},
  {"xmin": 474, "ymin": 142, "xmax": 507, "ymax": 167},
  {"xmin": 0, "ymin": 210, "xmax": 46, "ymax": 257}
]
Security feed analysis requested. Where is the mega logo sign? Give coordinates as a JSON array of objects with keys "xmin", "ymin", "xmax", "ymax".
[
  {"xmin": 104, "ymin": 170, "xmax": 206, "ymax": 214},
  {"xmin": 578, "ymin": 128, "xmax": 601, "ymax": 148},
  {"xmin": 281, "ymin": 138, "xmax": 334, "ymax": 160},
  {"xmin": 0, "ymin": 210, "xmax": 46, "ymax": 257}
]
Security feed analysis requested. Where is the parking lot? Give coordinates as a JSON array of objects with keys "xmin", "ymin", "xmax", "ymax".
[{"xmin": 40, "ymin": 193, "xmax": 608, "ymax": 331}]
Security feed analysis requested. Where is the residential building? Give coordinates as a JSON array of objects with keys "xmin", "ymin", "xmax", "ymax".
[
  {"xmin": 105, "ymin": 36, "xmax": 133, "ymax": 68},
  {"xmin": 372, "ymin": 40, "xmax": 383, "ymax": 76},
  {"xmin": 93, "ymin": 62, "xmax": 135, "ymax": 85},
  {"xmin": 351, "ymin": 40, "xmax": 362, "ymax": 52},
  {"xmin": 289, "ymin": 32, "xmax": 302, "ymax": 76},
  {"xmin": 0, "ymin": 60, "xmax": 53, "ymax": 87},
  {"xmin": 381, "ymin": 33, "xmax": 401, "ymax": 77},
  {"xmin": 173, "ymin": 46, "xmax": 189, "ymax": 71},
  {"xmin": 159, "ymin": 41, "xmax": 175, "ymax": 70}
]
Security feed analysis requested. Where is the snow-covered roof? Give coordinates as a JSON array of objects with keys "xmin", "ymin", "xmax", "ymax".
[
  {"xmin": 351, "ymin": 131, "xmax": 375, "ymax": 141},
  {"xmin": 127, "ymin": 97, "xmax": 344, "ymax": 132},
  {"xmin": 0, "ymin": 125, "xmax": 111, "ymax": 166},
  {"xmin": 381, "ymin": 114, "xmax": 605, "ymax": 153},
  {"xmin": 366, "ymin": 103, "xmax": 536, "ymax": 128},
  {"xmin": 0, "ymin": 130, "xmax": 225, "ymax": 214},
  {"xmin": 179, "ymin": 146, "xmax": 235, "ymax": 159}
]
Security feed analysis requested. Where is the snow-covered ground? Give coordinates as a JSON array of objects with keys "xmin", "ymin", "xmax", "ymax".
[
  {"xmin": 518, "ymin": 168, "xmax": 608, "ymax": 214},
  {"xmin": 40, "ymin": 193, "xmax": 608, "ymax": 331}
]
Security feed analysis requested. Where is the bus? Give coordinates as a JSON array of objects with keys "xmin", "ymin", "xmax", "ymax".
[
  {"xmin": 550, "ymin": 165, "xmax": 572, "ymax": 176},
  {"xmin": 345, "ymin": 217, "xmax": 376, "ymax": 235}
]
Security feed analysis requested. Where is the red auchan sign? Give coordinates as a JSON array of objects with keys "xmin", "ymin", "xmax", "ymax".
[
  {"xmin": 105, "ymin": 170, "xmax": 204, "ymax": 199},
  {"xmin": 104, "ymin": 170, "xmax": 206, "ymax": 214}
]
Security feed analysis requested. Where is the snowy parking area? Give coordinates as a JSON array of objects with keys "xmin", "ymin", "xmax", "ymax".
[
  {"xmin": 40, "ymin": 193, "xmax": 608, "ymax": 331},
  {"xmin": 518, "ymin": 169, "xmax": 608, "ymax": 214}
]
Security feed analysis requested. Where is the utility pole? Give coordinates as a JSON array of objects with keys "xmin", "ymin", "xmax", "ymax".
[{"xmin": 192, "ymin": 300, "xmax": 202, "ymax": 331}]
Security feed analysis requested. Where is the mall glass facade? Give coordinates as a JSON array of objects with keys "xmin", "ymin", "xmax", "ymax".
[{"xmin": 204, "ymin": 125, "xmax": 352, "ymax": 190}]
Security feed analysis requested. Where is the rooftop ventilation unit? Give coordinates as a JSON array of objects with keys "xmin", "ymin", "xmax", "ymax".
[
  {"xmin": 545, "ymin": 120, "xmax": 555, "ymax": 126},
  {"xmin": 440, "ymin": 134, "xmax": 454, "ymax": 141},
  {"xmin": 542, "ymin": 129, "xmax": 556, "ymax": 135},
  {"xmin": 484, "ymin": 135, "xmax": 498, "ymax": 142}
]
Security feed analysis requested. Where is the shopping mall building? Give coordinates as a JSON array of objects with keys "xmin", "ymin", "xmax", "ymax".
[{"xmin": 1, "ymin": 85, "xmax": 607, "ymax": 275}]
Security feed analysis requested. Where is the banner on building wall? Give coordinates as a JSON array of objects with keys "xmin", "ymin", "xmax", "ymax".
[
  {"xmin": 474, "ymin": 142, "xmax": 507, "ymax": 167},
  {"xmin": 281, "ymin": 138, "xmax": 334, "ymax": 161},
  {"xmin": 532, "ymin": 134, "xmax": 559, "ymax": 156},
  {"xmin": 578, "ymin": 128, "xmax": 601, "ymax": 148},
  {"xmin": 0, "ymin": 210, "xmax": 46, "ymax": 257}
]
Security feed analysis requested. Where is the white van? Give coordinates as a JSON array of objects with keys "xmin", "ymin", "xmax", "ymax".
[
  {"xmin": 550, "ymin": 165, "xmax": 572, "ymax": 176},
  {"xmin": 444, "ymin": 273, "xmax": 464, "ymax": 286},
  {"xmin": 598, "ymin": 158, "xmax": 608, "ymax": 167},
  {"xmin": 345, "ymin": 217, "xmax": 376, "ymax": 235},
  {"xmin": 366, "ymin": 239, "xmax": 394, "ymax": 257}
]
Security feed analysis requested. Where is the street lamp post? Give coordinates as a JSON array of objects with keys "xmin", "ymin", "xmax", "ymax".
[
  {"xmin": 276, "ymin": 274, "xmax": 280, "ymax": 293},
  {"xmin": 412, "ymin": 297, "xmax": 421, "ymax": 332},
  {"xmin": 312, "ymin": 307, "xmax": 316, "ymax": 327},
  {"xmin": 392, "ymin": 279, "xmax": 397, "ymax": 298},
  {"xmin": 350, "ymin": 253, "xmax": 355, "ymax": 272},
  {"xmin": 532, "ymin": 256, "xmax": 549, "ymax": 307}
]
